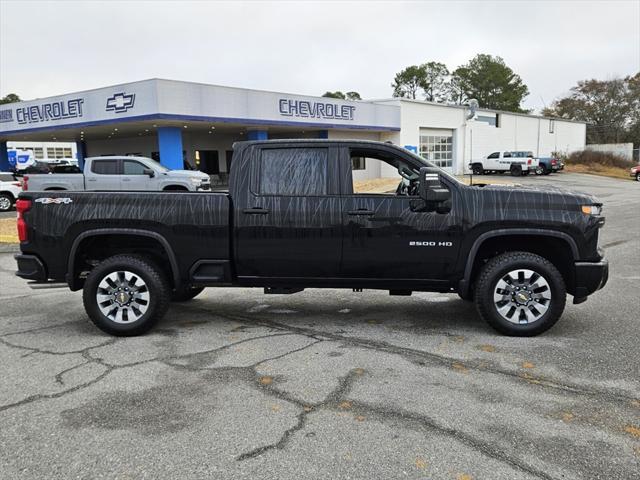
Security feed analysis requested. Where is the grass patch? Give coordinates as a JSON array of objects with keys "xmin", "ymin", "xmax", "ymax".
[
  {"xmin": 564, "ymin": 163, "xmax": 631, "ymax": 180},
  {"xmin": 564, "ymin": 150, "xmax": 635, "ymax": 180}
]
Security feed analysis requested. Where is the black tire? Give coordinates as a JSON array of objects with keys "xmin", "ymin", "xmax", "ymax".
[
  {"xmin": 471, "ymin": 164, "xmax": 483, "ymax": 175},
  {"xmin": 510, "ymin": 164, "xmax": 523, "ymax": 177},
  {"xmin": 82, "ymin": 255, "xmax": 171, "ymax": 336},
  {"xmin": 474, "ymin": 251, "xmax": 566, "ymax": 336},
  {"xmin": 535, "ymin": 165, "xmax": 546, "ymax": 175},
  {"xmin": 0, "ymin": 192, "xmax": 13, "ymax": 212},
  {"xmin": 636, "ymin": 173, "xmax": 640, "ymax": 182},
  {"xmin": 172, "ymin": 286, "xmax": 205, "ymax": 302}
]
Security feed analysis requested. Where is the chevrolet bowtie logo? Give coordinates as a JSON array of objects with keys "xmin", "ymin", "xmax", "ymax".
[{"xmin": 106, "ymin": 92, "xmax": 136, "ymax": 113}]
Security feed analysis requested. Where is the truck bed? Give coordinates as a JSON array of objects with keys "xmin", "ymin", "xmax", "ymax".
[{"xmin": 19, "ymin": 191, "xmax": 231, "ymax": 285}]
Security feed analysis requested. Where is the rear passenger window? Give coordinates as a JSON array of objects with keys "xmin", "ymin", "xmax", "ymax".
[
  {"xmin": 92, "ymin": 160, "xmax": 119, "ymax": 175},
  {"xmin": 259, "ymin": 148, "xmax": 327, "ymax": 196}
]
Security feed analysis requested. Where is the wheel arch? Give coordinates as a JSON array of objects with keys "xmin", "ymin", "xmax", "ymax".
[
  {"xmin": 459, "ymin": 229, "xmax": 579, "ymax": 297},
  {"xmin": 67, "ymin": 228, "xmax": 180, "ymax": 290},
  {"xmin": 162, "ymin": 184, "xmax": 190, "ymax": 191}
]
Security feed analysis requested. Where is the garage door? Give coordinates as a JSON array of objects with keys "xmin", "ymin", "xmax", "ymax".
[{"xmin": 419, "ymin": 128, "xmax": 454, "ymax": 172}]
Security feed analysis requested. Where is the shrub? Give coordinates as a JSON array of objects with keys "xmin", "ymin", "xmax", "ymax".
[{"xmin": 565, "ymin": 150, "xmax": 634, "ymax": 169}]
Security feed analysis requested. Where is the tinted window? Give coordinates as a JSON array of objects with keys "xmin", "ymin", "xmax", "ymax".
[
  {"xmin": 123, "ymin": 160, "xmax": 148, "ymax": 175},
  {"xmin": 0, "ymin": 173, "xmax": 15, "ymax": 182},
  {"xmin": 487, "ymin": 152, "xmax": 499, "ymax": 159},
  {"xmin": 503, "ymin": 152, "xmax": 512, "ymax": 158},
  {"xmin": 259, "ymin": 148, "xmax": 327, "ymax": 196},
  {"xmin": 92, "ymin": 160, "xmax": 119, "ymax": 175}
]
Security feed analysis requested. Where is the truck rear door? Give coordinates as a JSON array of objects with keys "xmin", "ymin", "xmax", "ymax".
[
  {"xmin": 86, "ymin": 159, "xmax": 121, "ymax": 190},
  {"xmin": 233, "ymin": 144, "xmax": 342, "ymax": 279}
]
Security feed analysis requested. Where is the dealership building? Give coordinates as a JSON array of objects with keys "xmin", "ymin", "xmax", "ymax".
[{"xmin": 0, "ymin": 78, "xmax": 587, "ymax": 177}]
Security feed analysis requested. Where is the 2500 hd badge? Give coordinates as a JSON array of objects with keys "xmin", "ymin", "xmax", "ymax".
[{"xmin": 15, "ymin": 140, "xmax": 608, "ymax": 337}]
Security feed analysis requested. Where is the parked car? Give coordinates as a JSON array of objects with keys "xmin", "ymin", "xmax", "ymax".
[
  {"xmin": 0, "ymin": 172, "xmax": 22, "ymax": 211},
  {"xmin": 535, "ymin": 157, "xmax": 562, "ymax": 175},
  {"xmin": 631, "ymin": 164, "xmax": 640, "ymax": 181},
  {"xmin": 469, "ymin": 151, "xmax": 539, "ymax": 176},
  {"xmin": 15, "ymin": 140, "xmax": 608, "ymax": 338},
  {"xmin": 23, "ymin": 156, "xmax": 211, "ymax": 192}
]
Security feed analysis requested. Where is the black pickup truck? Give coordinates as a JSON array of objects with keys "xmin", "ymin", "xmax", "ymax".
[{"xmin": 14, "ymin": 140, "xmax": 608, "ymax": 337}]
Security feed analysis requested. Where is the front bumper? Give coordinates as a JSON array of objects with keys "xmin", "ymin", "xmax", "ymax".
[
  {"xmin": 15, "ymin": 254, "xmax": 47, "ymax": 282},
  {"xmin": 573, "ymin": 258, "xmax": 608, "ymax": 302}
]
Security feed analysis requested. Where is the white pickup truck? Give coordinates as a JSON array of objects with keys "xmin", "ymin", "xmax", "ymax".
[
  {"xmin": 469, "ymin": 151, "xmax": 539, "ymax": 176},
  {"xmin": 23, "ymin": 156, "xmax": 211, "ymax": 192}
]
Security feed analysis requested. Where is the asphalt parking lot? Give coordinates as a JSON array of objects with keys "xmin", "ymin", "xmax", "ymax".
[{"xmin": 0, "ymin": 172, "xmax": 638, "ymax": 480}]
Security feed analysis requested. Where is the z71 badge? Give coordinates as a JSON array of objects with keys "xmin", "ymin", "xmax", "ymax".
[{"xmin": 35, "ymin": 197, "xmax": 73, "ymax": 205}]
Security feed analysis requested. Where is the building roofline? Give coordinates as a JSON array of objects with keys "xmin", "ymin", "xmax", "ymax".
[
  {"xmin": 5, "ymin": 77, "xmax": 366, "ymax": 106},
  {"xmin": 370, "ymin": 97, "xmax": 587, "ymax": 125}
]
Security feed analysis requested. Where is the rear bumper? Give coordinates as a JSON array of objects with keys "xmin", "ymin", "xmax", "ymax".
[
  {"xmin": 573, "ymin": 258, "xmax": 608, "ymax": 302},
  {"xmin": 15, "ymin": 254, "xmax": 47, "ymax": 282}
]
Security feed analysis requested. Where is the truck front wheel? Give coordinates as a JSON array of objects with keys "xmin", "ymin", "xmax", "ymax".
[
  {"xmin": 82, "ymin": 255, "xmax": 171, "ymax": 336},
  {"xmin": 471, "ymin": 164, "xmax": 484, "ymax": 175},
  {"xmin": 474, "ymin": 252, "xmax": 566, "ymax": 336}
]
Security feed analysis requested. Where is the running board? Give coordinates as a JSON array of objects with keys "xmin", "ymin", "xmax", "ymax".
[{"xmin": 28, "ymin": 281, "xmax": 68, "ymax": 290}]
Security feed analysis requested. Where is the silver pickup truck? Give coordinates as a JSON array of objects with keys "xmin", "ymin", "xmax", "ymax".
[{"xmin": 23, "ymin": 156, "xmax": 211, "ymax": 192}]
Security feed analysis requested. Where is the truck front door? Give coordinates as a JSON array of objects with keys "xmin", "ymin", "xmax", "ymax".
[
  {"xmin": 233, "ymin": 144, "xmax": 343, "ymax": 279},
  {"xmin": 339, "ymin": 146, "xmax": 460, "ymax": 280}
]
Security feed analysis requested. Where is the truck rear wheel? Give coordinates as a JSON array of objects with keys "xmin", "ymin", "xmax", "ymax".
[
  {"xmin": 510, "ymin": 164, "xmax": 523, "ymax": 176},
  {"xmin": 82, "ymin": 255, "xmax": 171, "ymax": 336},
  {"xmin": 172, "ymin": 286, "xmax": 205, "ymax": 302},
  {"xmin": 474, "ymin": 251, "xmax": 566, "ymax": 336}
]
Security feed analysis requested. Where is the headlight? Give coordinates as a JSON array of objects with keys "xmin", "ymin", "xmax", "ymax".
[
  {"xmin": 581, "ymin": 205, "xmax": 602, "ymax": 215},
  {"xmin": 189, "ymin": 177, "xmax": 202, "ymax": 184}
]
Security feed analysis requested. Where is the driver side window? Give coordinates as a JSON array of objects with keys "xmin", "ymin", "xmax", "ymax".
[{"xmin": 349, "ymin": 148, "xmax": 417, "ymax": 196}]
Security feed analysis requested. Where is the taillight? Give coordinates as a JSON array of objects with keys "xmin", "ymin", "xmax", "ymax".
[
  {"xmin": 527, "ymin": 159, "xmax": 532, "ymax": 165},
  {"xmin": 16, "ymin": 199, "xmax": 32, "ymax": 242},
  {"xmin": 22, "ymin": 175, "xmax": 29, "ymax": 191},
  {"xmin": 551, "ymin": 159, "xmax": 558, "ymax": 165}
]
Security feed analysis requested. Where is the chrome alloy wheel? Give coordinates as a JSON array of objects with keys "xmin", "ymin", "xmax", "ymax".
[
  {"xmin": 493, "ymin": 269, "xmax": 551, "ymax": 324},
  {"xmin": 96, "ymin": 271, "xmax": 150, "ymax": 323},
  {"xmin": 0, "ymin": 196, "xmax": 11, "ymax": 211}
]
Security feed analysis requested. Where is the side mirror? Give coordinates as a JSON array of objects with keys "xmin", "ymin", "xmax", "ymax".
[
  {"xmin": 418, "ymin": 167, "xmax": 451, "ymax": 203},
  {"xmin": 143, "ymin": 168, "xmax": 155, "ymax": 178}
]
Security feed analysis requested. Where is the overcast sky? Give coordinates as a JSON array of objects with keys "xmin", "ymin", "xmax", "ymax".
[{"xmin": 1, "ymin": 0, "xmax": 638, "ymax": 112}]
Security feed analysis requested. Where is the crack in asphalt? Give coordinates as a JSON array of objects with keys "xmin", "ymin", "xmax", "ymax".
[
  {"xmin": 1, "ymin": 304, "xmax": 635, "ymax": 480},
  {"xmin": 347, "ymin": 401, "xmax": 558, "ymax": 480},
  {"xmin": 234, "ymin": 366, "xmax": 559, "ymax": 480},
  {"xmin": 205, "ymin": 309, "xmax": 640, "ymax": 405},
  {"xmin": 0, "ymin": 331, "xmax": 319, "ymax": 414},
  {"xmin": 0, "ymin": 320, "xmax": 86, "ymax": 338},
  {"xmin": 236, "ymin": 368, "xmax": 361, "ymax": 461}
]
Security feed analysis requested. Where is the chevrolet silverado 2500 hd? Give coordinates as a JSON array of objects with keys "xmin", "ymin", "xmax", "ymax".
[
  {"xmin": 24, "ymin": 156, "xmax": 211, "ymax": 192},
  {"xmin": 15, "ymin": 140, "xmax": 608, "ymax": 337}
]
